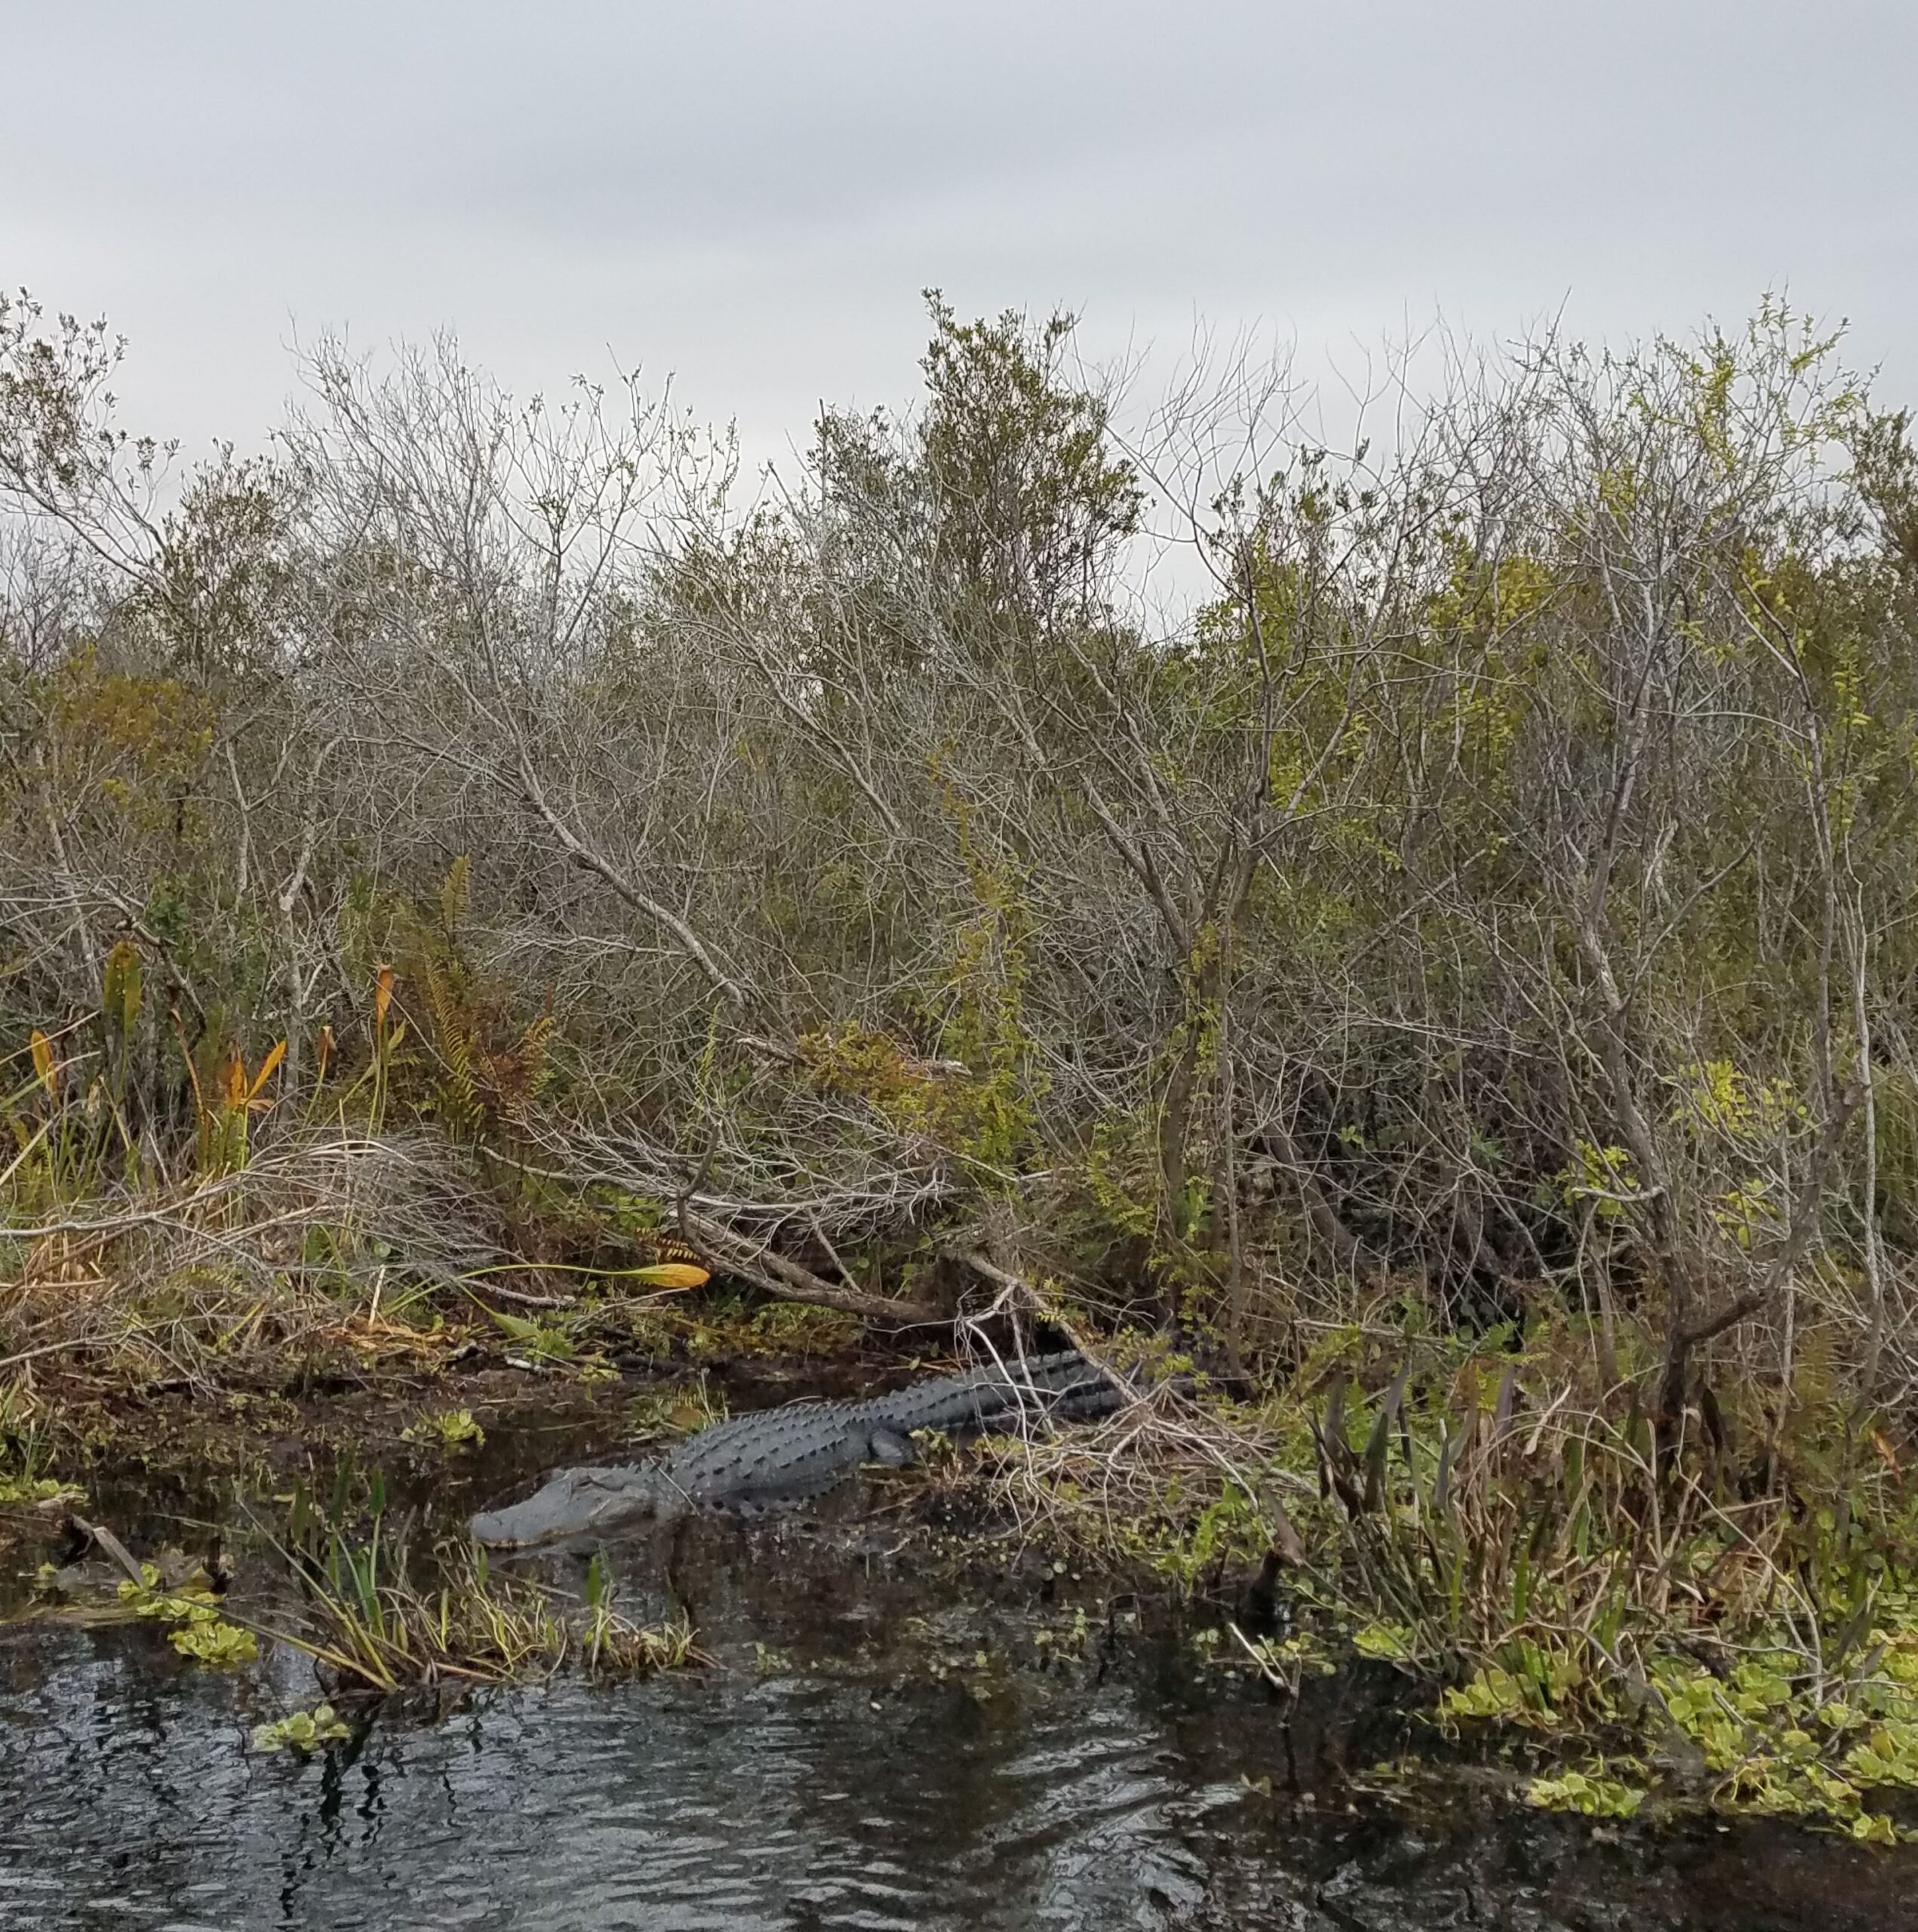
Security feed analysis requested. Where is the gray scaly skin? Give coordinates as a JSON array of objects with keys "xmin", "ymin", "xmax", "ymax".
[{"xmin": 469, "ymin": 1349, "xmax": 1119, "ymax": 1549}]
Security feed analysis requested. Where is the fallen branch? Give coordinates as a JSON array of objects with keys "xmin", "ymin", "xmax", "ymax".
[
  {"xmin": 681, "ymin": 1211, "xmax": 944, "ymax": 1326},
  {"xmin": 66, "ymin": 1513, "xmax": 146, "ymax": 1588}
]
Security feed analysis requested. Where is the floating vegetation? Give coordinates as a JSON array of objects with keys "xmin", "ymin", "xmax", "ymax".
[
  {"xmin": 19, "ymin": 1550, "xmax": 254, "ymax": 1668},
  {"xmin": 402, "ymin": 1407, "xmax": 486, "ymax": 1451},
  {"xmin": 168, "ymin": 1617, "xmax": 257, "ymax": 1666},
  {"xmin": 249, "ymin": 1704, "xmax": 352, "ymax": 1754},
  {"xmin": 1525, "ymin": 1765, "xmax": 1646, "ymax": 1820},
  {"xmin": 116, "ymin": 1559, "xmax": 223, "ymax": 1618}
]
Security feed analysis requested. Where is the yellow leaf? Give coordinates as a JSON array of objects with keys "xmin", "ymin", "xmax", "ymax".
[
  {"xmin": 247, "ymin": 1039, "xmax": 287, "ymax": 1104},
  {"xmin": 220, "ymin": 1049, "xmax": 246, "ymax": 1110},
  {"xmin": 373, "ymin": 963, "xmax": 395, "ymax": 1029},
  {"xmin": 29, "ymin": 1029, "xmax": 56, "ymax": 1096},
  {"xmin": 631, "ymin": 1263, "xmax": 710, "ymax": 1291}
]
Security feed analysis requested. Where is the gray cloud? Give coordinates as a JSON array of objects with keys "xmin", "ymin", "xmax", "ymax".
[{"xmin": 3, "ymin": 0, "xmax": 1910, "ymax": 467}]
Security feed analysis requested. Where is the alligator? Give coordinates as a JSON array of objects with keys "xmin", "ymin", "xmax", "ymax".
[{"xmin": 469, "ymin": 1349, "xmax": 1121, "ymax": 1549}]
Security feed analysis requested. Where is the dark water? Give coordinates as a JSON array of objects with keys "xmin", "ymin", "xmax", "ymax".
[{"xmin": 2, "ymin": 1407, "xmax": 1914, "ymax": 1930}]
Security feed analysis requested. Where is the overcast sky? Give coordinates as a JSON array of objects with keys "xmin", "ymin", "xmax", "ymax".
[{"xmin": 4, "ymin": 1, "xmax": 1913, "ymax": 472}]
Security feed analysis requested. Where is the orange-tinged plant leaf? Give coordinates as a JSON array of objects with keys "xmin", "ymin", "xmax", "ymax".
[
  {"xmin": 315, "ymin": 1025, "xmax": 335, "ymax": 1085},
  {"xmin": 373, "ymin": 964, "xmax": 395, "ymax": 1029},
  {"xmin": 630, "ymin": 1263, "xmax": 709, "ymax": 1291},
  {"xmin": 247, "ymin": 1040, "xmax": 287, "ymax": 1104},
  {"xmin": 220, "ymin": 1050, "xmax": 247, "ymax": 1111},
  {"xmin": 29, "ymin": 1029, "xmax": 57, "ymax": 1095}
]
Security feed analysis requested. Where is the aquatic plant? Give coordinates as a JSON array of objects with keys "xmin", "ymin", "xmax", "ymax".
[
  {"xmin": 402, "ymin": 1408, "xmax": 486, "ymax": 1451},
  {"xmin": 249, "ymin": 1703, "xmax": 351, "ymax": 1753},
  {"xmin": 579, "ymin": 1552, "xmax": 698, "ymax": 1675},
  {"xmin": 100, "ymin": 1560, "xmax": 258, "ymax": 1666},
  {"xmin": 0, "ymin": 1407, "xmax": 82, "ymax": 1509},
  {"xmin": 1525, "ymin": 1765, "xmax": 1646, "ymax": 1820},
  {"xmin": 168, "ymin": 1618, "xmax": 257, "ymax": 1666},
  {"xmin": 264, "ymin": 1480, "xmax": 701, "ymax": 1690}
]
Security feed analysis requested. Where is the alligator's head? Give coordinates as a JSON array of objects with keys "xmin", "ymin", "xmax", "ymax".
[{"xmin": 469, "ymin": 1463, "xmax": 670, "ymax": 1549}]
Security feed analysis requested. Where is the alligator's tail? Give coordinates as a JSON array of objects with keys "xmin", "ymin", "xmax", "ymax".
[{"xmin": 877, "ymin": 1349, "xmax": 1127, "ymax": 1438}]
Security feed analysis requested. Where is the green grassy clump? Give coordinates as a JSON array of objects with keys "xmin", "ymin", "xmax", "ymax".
[{"xmin": 980, "ymin": 1316, "xmax": 1918, "ymax": 1841}]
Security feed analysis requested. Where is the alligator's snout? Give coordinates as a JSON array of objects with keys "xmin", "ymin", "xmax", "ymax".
[
  {"xmin": 469, "ymin": 1464, "xmax": 666, "ymax": 1549},
  {"xmin": 467, "ymin": 1502, "xmax": 538, "ymax": 1548},
  {"xmin": 468, "ymin": 1486, "xmax": 569, "ymax": 1549}
]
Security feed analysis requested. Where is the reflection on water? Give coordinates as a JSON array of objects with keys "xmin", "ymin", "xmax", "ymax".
[
  {"xmin": 0, "ymin": 1626, "xmax": 1239, "ymax": 1929},
  {"xmin": 6, "ymin": 1625, "xmax": 1263, "ymax": 1931},
  {"xmin": 2, "ymin": 1444, "xmax": 1915, "ymax": 1928}
]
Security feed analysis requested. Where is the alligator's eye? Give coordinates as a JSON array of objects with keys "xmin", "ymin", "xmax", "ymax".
[{"xmin": 868, "ymin": 1425, "xmax": 917, "ymax": 1467}]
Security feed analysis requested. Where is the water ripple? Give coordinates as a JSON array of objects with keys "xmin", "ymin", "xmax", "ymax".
[{"xmin": 3, "ymin": 1614, "xmax": 1914, "ymax": 1929}]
